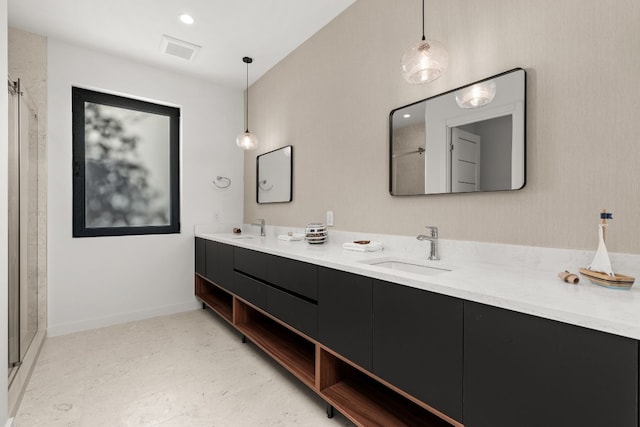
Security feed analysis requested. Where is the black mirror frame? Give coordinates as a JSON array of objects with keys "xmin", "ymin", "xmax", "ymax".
[
  {"xmin": 256, "ymin": 145, "xmax": 293, "ymax": 204},
  {"xmin": 389, "ymin": 68, "xmax": 526, "ymax": 196}
]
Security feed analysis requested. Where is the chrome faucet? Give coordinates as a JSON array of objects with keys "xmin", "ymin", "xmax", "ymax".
[
  {"xmin": 252, "ymin": 219, "xmax": 266, "ymax": 237},
  {"xmin": 417, "ymin": 226, "xmax": 440, "ymax": 261}
]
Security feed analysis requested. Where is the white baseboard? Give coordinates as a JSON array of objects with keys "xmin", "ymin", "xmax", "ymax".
[{"xmin": 47, "ymin": 300, "xmax": 201, "ymax": 337}]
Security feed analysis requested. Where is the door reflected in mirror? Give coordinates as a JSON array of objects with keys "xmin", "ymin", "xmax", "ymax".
[
  {"xmin": 390, "ymin": 68, "xmax": 525, "ymax": 195},
  {"xmin": 257, "ymin": 145, "xmax": 293, "ymax": 203}
]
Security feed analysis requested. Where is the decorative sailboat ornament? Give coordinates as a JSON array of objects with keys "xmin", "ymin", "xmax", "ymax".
[{"xmin": 579, "ymin": 210, "xmax": 635, "ymax": 289}]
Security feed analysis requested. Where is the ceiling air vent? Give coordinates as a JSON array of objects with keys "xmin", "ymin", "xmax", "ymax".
[{"xmin": 160, "ymin": 34, "xmax": 201, "ymax": 61}]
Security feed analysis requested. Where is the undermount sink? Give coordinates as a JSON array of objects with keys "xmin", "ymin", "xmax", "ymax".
[
  {"xmin": 360, "ymin": 257, "xmax": 452, "ymax": 276},
  {"xmin": 231, "ymin": 235, "xmax": 257, "ymax": 240}
]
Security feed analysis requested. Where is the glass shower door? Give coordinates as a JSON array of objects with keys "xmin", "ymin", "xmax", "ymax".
[{"xmin": 8, "ymin": 78, "xmax": 39, "ymax": 373}]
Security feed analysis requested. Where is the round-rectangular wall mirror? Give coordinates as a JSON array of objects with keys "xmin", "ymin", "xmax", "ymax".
[
  {"xmin": 389, "ymin": 68, "xmax": 526, "ymax": 196},
  {"xmin": 257, "ymin": 145, "xmax": 293, "ymax": 203}
]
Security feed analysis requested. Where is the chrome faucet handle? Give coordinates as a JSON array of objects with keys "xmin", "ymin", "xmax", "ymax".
[
  {"xmin": 418, "ymin": 226, "xmax": 440, "ymax": 261},
  {"xmin": 425, "ymin": 226, "xmax": 438, "ymax": 238}
]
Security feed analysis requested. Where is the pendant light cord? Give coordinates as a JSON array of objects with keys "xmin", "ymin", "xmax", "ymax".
[
  {"xmin": 245, "ymin": 59, "xmax": 249, "ymax": 133},
  {"xmin": 242, "ymin": 56, "xmax": 253, "ymax": 133},
  {"xmin": 421, "ymin": 0, "xmax": 426, "ymax": 41}
]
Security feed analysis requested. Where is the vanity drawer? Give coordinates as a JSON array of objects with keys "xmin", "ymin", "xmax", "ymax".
[
  {"xmin": 234, "ymin": 247, "xmax": 268, "ymax": 280},
  {"xmin": 233, "ymin": 272, "xmax": 267, "ymax": 310},
  {"xmin": 266, "ymin": 254, "xmax": 318, "ymax": 301},
  {"xmin": 266, "ymin": 286, "xmax": 318, "ymax": 339},
  {"xmin": 319, "ymin": 267, "xmax": 373, "ymax": 371},
  {"xmin": 195, "ymin": 237, "xmax": 206, "ymax": 276}
]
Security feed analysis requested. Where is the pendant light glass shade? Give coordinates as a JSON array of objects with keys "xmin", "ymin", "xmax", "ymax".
[
  {"xmin": 236, "ymin": 56, "xmax": 258, "ymax": 150},
  {"xmin": 455, "ymin": 81, "xmax": 496, "ymax": 108},
  {"xmin": 401, "ymin": 0, "xmax": 448, "ymax": 84},
  {"xmin": 236, "ymin": 131, "xmax": 259, "ymax": 150},
  {"xmin": 401, "ymin": 39, "xmax": 449, "ymax": 84}
]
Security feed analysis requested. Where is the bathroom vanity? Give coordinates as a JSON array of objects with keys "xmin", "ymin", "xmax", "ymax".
[{"xmin": 194, "ymin": 233, "xmax": 639, "ymax": 427}]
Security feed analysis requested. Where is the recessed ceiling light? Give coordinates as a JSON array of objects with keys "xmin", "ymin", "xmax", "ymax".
[
  {"xmin": 403, "ymin": 114, "xmax": 411, "ymax": 118},
  {"xmin": 179, "ymin": 14, "xmax": 194, "ymax": 25}
]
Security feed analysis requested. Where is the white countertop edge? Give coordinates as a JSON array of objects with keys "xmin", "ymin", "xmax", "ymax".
[{"xmin": 196, "ymin": 231, "xmax": 640, "ymax": 341}]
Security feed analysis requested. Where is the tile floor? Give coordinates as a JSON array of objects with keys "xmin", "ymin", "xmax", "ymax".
[{"xmin": 14, "ymin": 309, "xmax": 354, "ymax": 426}]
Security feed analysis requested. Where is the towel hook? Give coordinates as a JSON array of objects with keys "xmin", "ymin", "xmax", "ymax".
[
  {"xmin": 213, "ymin": 176, "xmax": 231, "ymax": 189},
  {"xmin": 258, "ymin": 179, "xmax": 273, "ymax": 191}
]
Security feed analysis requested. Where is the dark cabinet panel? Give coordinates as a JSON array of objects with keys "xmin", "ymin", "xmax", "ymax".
[
  {"xmin": 266, "ymin": 254, "xmax": 318, "ymax": 301},
  {"xmin": 217, "ymin": 243, "xmax": 235, "ymax": 293},
  {"xmin": 266, "ymin": 286, "xmax": 318, "ymax": 339},
  {"xmin": 195, "ymin": 237, "xmax": 206, "ymax": 276},
  {"xmin": 233, "ymin": 272, "xmax": 267, "ymax": 310},
  {"xmin": 372, "ymin": 280, "xmax": 463, "ymax": 423},
  {"xmin": 464, "ymin": 301, "xmax": 638, "ymax": 427},
  {"xmin": 319, "ymin": 267, "xmax": 372, "ymax": 371},
  {"xmin": 234, "ymin": 247, "xmax": 268, "ymax": 280},
  {"xmin": 204, "ymin": 240, "xmax": 218, "ymax": 284},
  {"xmin": 199, "ymin": 239, "xmax": 234, "ymax": 293}
]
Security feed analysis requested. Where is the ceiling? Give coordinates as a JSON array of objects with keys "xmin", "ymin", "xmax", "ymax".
[{"xmin": 8, "ymin": 0, "xmax": 356, "ymax": 89}]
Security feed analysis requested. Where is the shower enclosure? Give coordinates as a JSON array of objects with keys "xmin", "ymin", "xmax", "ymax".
[{"xmin": 7, "ymin": 77, "xmax": 39, "ymax": 381}]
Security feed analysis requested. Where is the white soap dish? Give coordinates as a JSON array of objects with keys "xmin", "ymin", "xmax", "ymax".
[{"xmin": 278, "ymin": 233, "xmax": 305, "ymax": 241}]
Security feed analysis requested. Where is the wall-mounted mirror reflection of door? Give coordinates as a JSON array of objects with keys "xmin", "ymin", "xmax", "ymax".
[
  {"xmin": 390, "ymin": 68, "xmax": 526, "ymax": 195},
  {"xmin": 257, "ymin": 145, "xmax": 293, "ymax": 203}
]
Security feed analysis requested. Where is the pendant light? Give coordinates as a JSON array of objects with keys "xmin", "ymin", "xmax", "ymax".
[
  {"xmin": 236, "ymin": 56, "xmax": 259, "ymax": 150},
  {"xmin": 401, "ymin": 0, "xmax": 448, "ymax": 84}
]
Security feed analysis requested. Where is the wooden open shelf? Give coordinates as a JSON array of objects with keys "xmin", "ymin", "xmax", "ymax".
[
  {"xmin": 195, "ymin": 275, "xmax": 233, "ymax": 324},
  {"xmin": 194, "ymin": 272, "xmax": 457, "ymax": 426},
  {"xmin": 234, "ymin": 300, "xmax": 316, "ymax": 389},
  {"xmin": 318, "ymin": 348, "xmax": 452, "ymax": 427}
]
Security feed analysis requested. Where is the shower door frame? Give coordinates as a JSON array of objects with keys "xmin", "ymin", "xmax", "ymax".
[{"xmin": 7, "ymin": 77, "xmax": 20, "ymax": 370}]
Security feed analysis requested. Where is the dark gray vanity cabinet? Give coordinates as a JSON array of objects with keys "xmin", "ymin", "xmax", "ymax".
[
  {"xmin": 195, "ymin": 237, "xmax": 206, "ymax": 276},
  {"xmin": 200, "ymin": 240, "xmax": 234, "ymax": 293},
  {"xmin": 197, "ymin": 238, "xmax": 640, "ymax": 426},
  {"xmin": 234, "ymin": 247, "xmax": 318, "ymax": 339},
  {"xmin": 318, "ymin": 267, "xmax": 373, "ymax": 371},
  {"xmin": 372, "ymin": 280, "xmax": 463, "ymax": 423},
  {"xmin": 464, "ymin": 301, "xmax": 638, "ymax": 427}
]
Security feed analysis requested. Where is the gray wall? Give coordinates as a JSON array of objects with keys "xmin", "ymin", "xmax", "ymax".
[{"xmin": 243, "ymin": 0, "xmax": 640, "ymax": 253}]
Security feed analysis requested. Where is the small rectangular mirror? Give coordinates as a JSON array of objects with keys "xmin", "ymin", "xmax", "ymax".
[
  {"xmin": 390, "ymin": 68, "xmax": 526, "ymax": 195},
  {"xmin": 257, "ymin": 145, "xmax": 293, "ymax": 203}
]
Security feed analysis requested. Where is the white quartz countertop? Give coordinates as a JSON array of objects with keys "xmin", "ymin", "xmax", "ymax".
[{"xmin": 196, "ymin": 231, "xmax": 640, "ymax": 341}]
